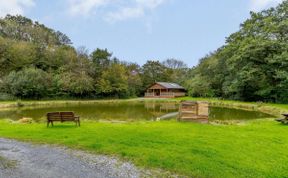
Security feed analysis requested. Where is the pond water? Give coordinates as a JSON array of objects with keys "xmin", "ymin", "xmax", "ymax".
[{"xmin": 0, "ymin": 102, "xmax": 274, "ymax": 122}]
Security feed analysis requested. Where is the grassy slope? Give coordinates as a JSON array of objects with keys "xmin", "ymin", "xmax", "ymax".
[{"xmin": 0, "ymin": 97, "xmax": 288, "ymax": 177}]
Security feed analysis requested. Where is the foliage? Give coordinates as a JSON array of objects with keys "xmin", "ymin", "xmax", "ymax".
[
  {"xmin": 186, "ymin": 1, "xmax": 288, "ymax": 103},
  {"xmin": 0, "ymin": 15, "xmax": 186, "ymax": 100},
  {"xmin": 0, "ymin": 15, "xmax": 72, "ymax": 46},
  {"xmin": 96, "ymin": 63, "xmax": 128, "ymax": 98},
  {"xmin": 54, "ymin": 72, "xmax": 94, "ymax": 97},
  {"xmin": 1, "ymin": 0, "xmax": 287, "ymax": 104},
  {"xmin": 1, "ymin": 68, "xmax": 50, "ymax": 99},
  {"xmin": 162, "ymin": 58, "xmax": 189, "ymax": 85},
  {"xmin": 141, "ymin": 60, "xmax": 171, "ymax": 88}
]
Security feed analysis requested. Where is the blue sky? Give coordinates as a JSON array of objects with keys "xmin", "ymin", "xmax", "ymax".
[{"xmin": 0, "ymin": 0, "xmax": 284, "ymax": 67}]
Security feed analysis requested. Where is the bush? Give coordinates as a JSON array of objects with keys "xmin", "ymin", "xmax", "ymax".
[
  {"xmin": 0, "ymin": 93, "xmax": 16, "ymax": 101},
  {"xmin": 54, "ymin": 72, "xmax": 95, "ymax": 97},
  {"xmin": 1, "ymin": 68, "xmax": 51, "ymax": 99}
]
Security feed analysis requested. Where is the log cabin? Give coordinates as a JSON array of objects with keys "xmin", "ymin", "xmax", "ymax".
[{"xmin": 145, "ymin": 82, "xmax": 186, "ymax": 98}]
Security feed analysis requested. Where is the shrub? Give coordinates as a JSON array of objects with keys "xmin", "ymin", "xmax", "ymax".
[{"xmin": 1, "ymin": 68, "xmax": 51, "ymax": 99}]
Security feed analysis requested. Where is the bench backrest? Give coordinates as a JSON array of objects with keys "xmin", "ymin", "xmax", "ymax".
[
  {"xmin": 47, "ymin": 112, "xmax": 75, "ymax": 121},
  {"xmin": 47, "ymin": 112, "xmax": 61, "ymax": 121},
  {"xmin": 60, "ymin": 112, "xmax": 75, "ymax": 121}
]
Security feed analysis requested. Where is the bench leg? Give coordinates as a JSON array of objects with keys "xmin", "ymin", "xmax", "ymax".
[
  {"xmin": 51, "ymin": 121, "xmax": 54, "ymax": 127},
  {"xmin": 47, "ymin": 121, "xmax": 50, "ymax": 127},
  {"xmin": 75, "ymin": 120, "xmax": 80, "ymax": 127}
]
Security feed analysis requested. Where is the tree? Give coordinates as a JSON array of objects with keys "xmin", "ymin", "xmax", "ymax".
[
  {"xmin": 90, "ymin": 48, "xmax": 112, "ymax": 69},
  {"xmin": 1, "ymin": 68, "xmax": 50, "ymax": 98},
  {"xmin": 141, "ymin": 60, "xmax": 170, "ymax": 88},
  {"xmin": 0, "ymin": 15, "xmax": 72, "ymax": 46},
  {"xmin": 185, "ymin": 1, "xmax": 288, "ymax": 102},
  {"xmin": 54, "ymin": 72, "xmax": 94, "ymax": 97},
  {"xmin": 162, "ymin": 58, "xmax": 187, "ymax": 69},
  {"xmin": 96, "ymin": 63, "xmax": 128, "ymax": 98},
  {"xmin": 162, "ymin": 58, "xmax": 189, "ymax": 84},
  {"xmin": 123, "ymin": 62, "xmax": 143, "ymax": 97},
  {"xmin": 0, "ymin": 39, "xmax": 38, "ymax": 74},
  {"xmin": 90, "ymin": 48, "xmax": 112, "ymax": 80}
]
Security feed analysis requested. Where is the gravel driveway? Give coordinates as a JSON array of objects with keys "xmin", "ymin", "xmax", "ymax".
[{"xmin": 0, "ymin": 138, "xmax": 151, "ymax": 178}]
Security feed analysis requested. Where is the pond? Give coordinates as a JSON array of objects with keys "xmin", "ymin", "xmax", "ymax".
[{"xmin": 0, "ymin": 101, "xmax": 274, "ymax": 122}]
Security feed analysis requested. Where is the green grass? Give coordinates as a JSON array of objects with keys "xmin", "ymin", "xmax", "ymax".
[
  {"xmin": 0, "ymin": 119, "xmax": 288, "ymax": 177},
  {"xmin": 1, "ymin": 97, "xmax": 288, "ymax": 177}
]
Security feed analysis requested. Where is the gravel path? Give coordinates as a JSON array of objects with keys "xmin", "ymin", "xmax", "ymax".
[{"xmin": 0, "ymin": 138, "xmax": 151, "ymax": 178}]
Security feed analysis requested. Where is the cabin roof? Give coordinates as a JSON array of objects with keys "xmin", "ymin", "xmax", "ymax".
[{"xmin": 151, "ymin": 82, "xmax": 185, "ymax": 89}]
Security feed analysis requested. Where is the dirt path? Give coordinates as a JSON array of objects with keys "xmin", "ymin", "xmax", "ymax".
[{"xmin": 0, "ymin": 138, "xmax": 151, "ymax": 178}]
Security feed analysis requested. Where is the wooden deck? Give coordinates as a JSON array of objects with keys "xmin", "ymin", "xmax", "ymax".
[{"xmin": 178, "ymin": 101, "xmax": 209, "ymax": 122}]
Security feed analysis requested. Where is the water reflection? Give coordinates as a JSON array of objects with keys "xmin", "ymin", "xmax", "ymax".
[
  {"xmin": 144, "ymin": 102, "xmax": 178, "ymax": 119},
  {"xmin": 0, "ymin": 101, "xmax": 274, "ymax": 122}
]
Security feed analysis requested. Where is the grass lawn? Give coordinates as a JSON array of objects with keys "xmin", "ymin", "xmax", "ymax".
[
  {"xmin": 1, "ymin": 97, "xmax": 288, "ymax": 177},
  {"xmin": 0, "ymin": 119, "xmax": 287, "ymax": 177}
]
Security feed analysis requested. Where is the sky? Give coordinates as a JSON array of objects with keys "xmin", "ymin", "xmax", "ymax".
[{"xmin": 0, "ymin": 0, "xmax": 285, "ymax": 67}]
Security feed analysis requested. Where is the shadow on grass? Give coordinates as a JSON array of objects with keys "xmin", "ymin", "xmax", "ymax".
[{"xmin": 47, "ymin": 124, "xmax": 79, "ymax": 129}]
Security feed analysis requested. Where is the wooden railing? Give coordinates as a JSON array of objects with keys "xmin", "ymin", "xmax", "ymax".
[
  {"xmin": 160, "ymin": 92, "xmax": 175, "ymax": 96},
  {"xmin": 145, "ymin": 92, "xmax": 186, "ymax": 97}
]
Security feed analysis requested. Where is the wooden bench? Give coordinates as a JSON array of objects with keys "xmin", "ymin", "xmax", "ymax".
[
  {"xmin": 47, "ymin": 112, "xmax": 80, "ymax": 127},
  {"xmin": 276, "ymin": 114, "xmax": 288, "ymax": 124}
]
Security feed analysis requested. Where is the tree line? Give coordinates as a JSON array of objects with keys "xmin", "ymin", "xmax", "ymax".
[
  {"xmin": 0, "ymin": 15, "xmax": 188, "ymax": 99},
  {"xmin": 184, "ymin": 1, "xmax": 288, "ymax": 103},
  {"xmin": 0, "ymin": 1, "xmax": 287, "ymax": 103}
]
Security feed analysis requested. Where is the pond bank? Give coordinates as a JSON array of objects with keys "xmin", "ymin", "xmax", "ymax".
[
  {"xmin": 1, "ymin": 97, "xmax": 286, "ymax": 117},
  {"xmin": 0, "ymin": 98, "xmax": 174, "ymax": 109},
  {"xmin": 173, "ymin": 97, "xmax": 288, "ymax": 117}
]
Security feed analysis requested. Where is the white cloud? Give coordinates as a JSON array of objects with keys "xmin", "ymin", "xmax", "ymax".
[
  {"xmin": 105, "ymin": 6, "xmax": 144, "ymax": 22},
  {"xmin": 250, "ymin": 0, "xmax": 284, "ymax": 11},
  {"xmin": 136, "ymin": 0, "xmax": 166, "ymax": 9},
  {"xmin": 105, "ymin": 0, "xmax": 166, "ymax": 22},
  {"xmin": 67, "ymin": 0, "xmax": 168, "ymax": 21},
  {"xmin": 67, "ymin": 0, "xmax": 111, "ymax": 16},
  {"xmin": 0, "ymin": 0, "xmax": 35, "ymax": 17}
]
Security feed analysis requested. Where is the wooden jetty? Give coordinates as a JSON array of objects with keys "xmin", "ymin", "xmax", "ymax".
[{"xmin": 178, "ymin": 101, "xmax": 209, "ymax": 123}]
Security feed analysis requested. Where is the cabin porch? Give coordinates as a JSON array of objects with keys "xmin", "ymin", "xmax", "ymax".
[{"xmin": 145, "ymin": 89, "xmax": 185, "ymax": 98}]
